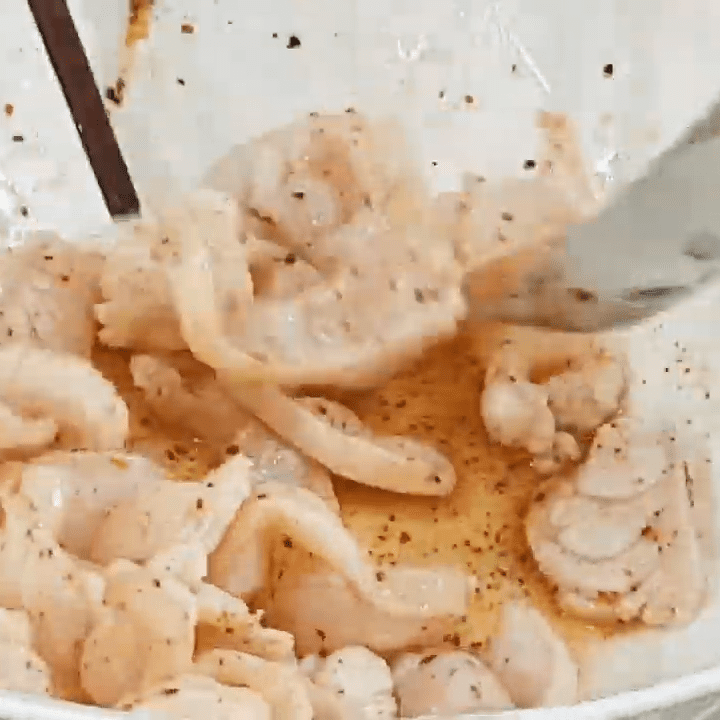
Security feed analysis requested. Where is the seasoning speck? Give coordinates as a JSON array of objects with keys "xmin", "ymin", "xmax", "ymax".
[
  {"xmin": 287, "ymin": 35, "xmax": 301, "ymax": 49},
  {"xmin": 523, "ymin": 159, "xmax": 536, "ymax": 170},
  {"xmin": 4, "ymin": 104, "xmax": 13, "ymax": 117},
  {"xmin": 181, "ymin": 23, "xmax": 195, "ymax": 34},
  {"xmin": 603, "ymin": 63, "xmax": 614, "ymax": 77}
]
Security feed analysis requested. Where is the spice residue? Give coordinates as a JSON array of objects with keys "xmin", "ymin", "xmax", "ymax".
[{"xmin": 126, "ymin": 0, "xmax": 154, "ymax": 47}]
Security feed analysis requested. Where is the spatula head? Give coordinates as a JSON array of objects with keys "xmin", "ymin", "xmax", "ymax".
[{"xmin": 466, "ymin": 96, "xmax": 720, "ymax": 333}]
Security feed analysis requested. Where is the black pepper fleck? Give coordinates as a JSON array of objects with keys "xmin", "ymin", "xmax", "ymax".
[{"xmin": 287, "ymin": 35, "xmax": 301, "ymax": 49}]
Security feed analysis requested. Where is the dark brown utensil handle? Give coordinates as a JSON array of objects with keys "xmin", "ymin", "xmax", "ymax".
[{"xmin": 27, "ymin": 0, "xmax": 141, "ymax": 219}]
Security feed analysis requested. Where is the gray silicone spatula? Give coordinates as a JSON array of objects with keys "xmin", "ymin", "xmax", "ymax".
[{"xmin": 465, "ymin": 97, "xmax": 720, "ymax": 333}]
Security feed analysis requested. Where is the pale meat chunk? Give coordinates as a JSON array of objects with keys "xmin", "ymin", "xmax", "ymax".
[
  {"xmin": 119, "ymin": 674, "xmax": 272, "ymax": 720},
  {"xmin": 487, "ymin": 601, "xmax": 578, "ymax": 708},
  {"xmin": 0, "ymin": 495, "xmax": 105, "ymax": 695},
  {"xmin": 0, "ymin": 234, "xmax": 104, "ymax": 358},
  {"xmin": 480, "ymin": 326, "xmax": 625, "ymax": 473},
  {"xmin": 194, "ymin": 649, "xmax": 313, "ymax": 720},
  {"xmin": 91, "ymin": 452, "xmax": 253, "ymax": 566},
  {"xmin": 80, "ymin": 561, "xmax": 196, "ymax": 706},
  {"xmin": 97, "ymin": 189, "xmax": 251, "ymax": 353},
  {"xmin": 19, "ymin": 451, "xmax": 166, "ymax": 559},
  {"xmin": 0, "ymin": 344, "xmax": 128, "ymax": 452},
  {"xmin": 526, "ymin": 429, "xmax": 710, "ymax": 626},
  {"xmin": 391, "ymin": 650, "xmax": 513, "ymax": 717}
]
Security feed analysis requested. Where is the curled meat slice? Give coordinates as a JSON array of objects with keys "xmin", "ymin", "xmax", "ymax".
[
  {"xmin": 0, "ymin": 345, "xmax": 128, "ymax": 452},
  {"xmin": 0, "ymin": 234, "xmax": 104, "ymax": 358},
  {"xmin": 487, "ymin": 601, "xmax": 578, "ymax": 708},
  {"xmin": 527, "ymin": 427, "xmax": 710, "ymax": 627},
  {"xmin": 166, "ymin": 220, "xmax": 464, "ymax": 388},
  {"xmin": 304, "ymin": 646, "xmax": 396, "ymax": 720},
  {"xmin": 527, "ymin": 494, "xmax": 661, "ymax": 596},
  {"xmin": 80, "ymin": 561, "xmax": 197, "ymax": 706},
  {"xmin": 612, "ymin": 456, "xmax": 708, "ymax": 627},
  {"xmin": 391, "ymin": 651, "xmax": 513, "ymax": 717},
  {"xmin": 91, "ymin": 452, "xmax": 253, "ymax": 566},
  {"xmin": 19, "ymin": 451, "xmax": 165, "ymax": 559},
  {"xmin": 203, "ymin": 113, "xmax": 427, "ymax": 270},
  {"xmin": 130, "ymin": 354, "xmax": 339, "ymax": 510},
  {"xmin": 97, "ymin": 189, "xmax": 251, "ymax": 353},
  {"xmin": 119, "ymin": 674, "xmax": 272, "ymax": 719},
  {"xmin": 210, "ymin": 482, "xmax": 471, "ymax": 654},
  {"xmin": 195, "ymin": 649, "xmax": 313, "ymax": 720},
  {"xmin": 233, "ymin": 386, "xmax": 456, "ymax": 495}
]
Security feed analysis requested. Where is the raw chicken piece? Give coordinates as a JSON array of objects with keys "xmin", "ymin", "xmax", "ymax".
[
  {"xmin": 167, "ymin": 215, "xmax": 465, "ymax": 388},
  {"xmin": 0, "ymin": 642, "xmax": 51, "ymax": 695},
  {"xmin": 0, "ymin": 234, "xmax": 104, "ymax": 358},
  {"xmin": 209, "ymin": 482, "xmax": 471, "ymax": 654},
  {"xmin": 575, "ymin": 419, "xmax": 671, "ymax": 500},
  {"xmin": 203, "ymin": 113, "xmax": 431, "ymax": 271},
  {"xmin": 168, "ymin": 115, "xmax": 467, "ymax": 388},
  {"xmin": 131, "ymin": 354, "xmax": 340, "ymax": 509},
  {"xmin": 487, "ymin": 601, "xmax": 578, "ymax": 708},
  {"xmin": 192, "ymin": 580, "xmax": 295, "ymax": 662},
  {"xmin": 81, "ymin": 553, "xmax": 295, "ymax": 708},
  {"xmin": 481, "ymin": 380, "xmax": 556, "ymax": 457},
  {"xmin": 80, "ymin": 561, "xmax": 197, "ymax": 706},
  {"xmin": 305, "ymin": 646, "xmax": 396, "ymax": 720},
  {"xmin": 130, "ymin": 353, "xmax": 252, "ymax": 447},
  {"xmin": 0, "ymin": 495, "xmax": 105, "ymax": 694},
  {"xmin": 480, "ymin": 326, "xmax": 626, "ymax": 471},
  {"xmin": 97, "ymin": 189, "xmax": 251, "ymax": 352},
  {"xmin": 233, "ymin": 419, "xmax": 339, "ymax": 513},
  {"xmin": 391, "ymin": 650, "xmax": 514, "ymax": 717},
  {"xmin": 19, "ymin": 451, "xmax": 166, "ymax": 559},
  {"xmin": 0, "ymin": 608, "xmax": 51, "ymax": 695},
  {"xmin": 195, "ymin": 649, "xmax": 313, "ymax": 720},
  {"xmin": 526, "ymin": 425, "xmax": 710, "ymax": 626},
  {"xmin": 545, "ymin": 351, "xmax": 627, "ymax": 434},
  {"xmin": 91, "ymin": 452, "xmax": 253, "ymax": 566},
  {"xmin": 118, "ymin": 674, "xmax": 272, "ymax": 720},
  {"xmin": 527, "ymin": 486, "xmax": 662, "ymax": 597},
  {"xmin": 230, "ymin": 385, "xmax": 457, "ymax": 496},
  {"xmin": 0, "ymin": 344, "xmax": 128, "ymax": 452}
]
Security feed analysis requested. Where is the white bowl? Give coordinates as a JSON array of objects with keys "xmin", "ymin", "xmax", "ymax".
[{"xmin": 3, "ymin": 0, "xmax": 720, "ymax": 717}]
